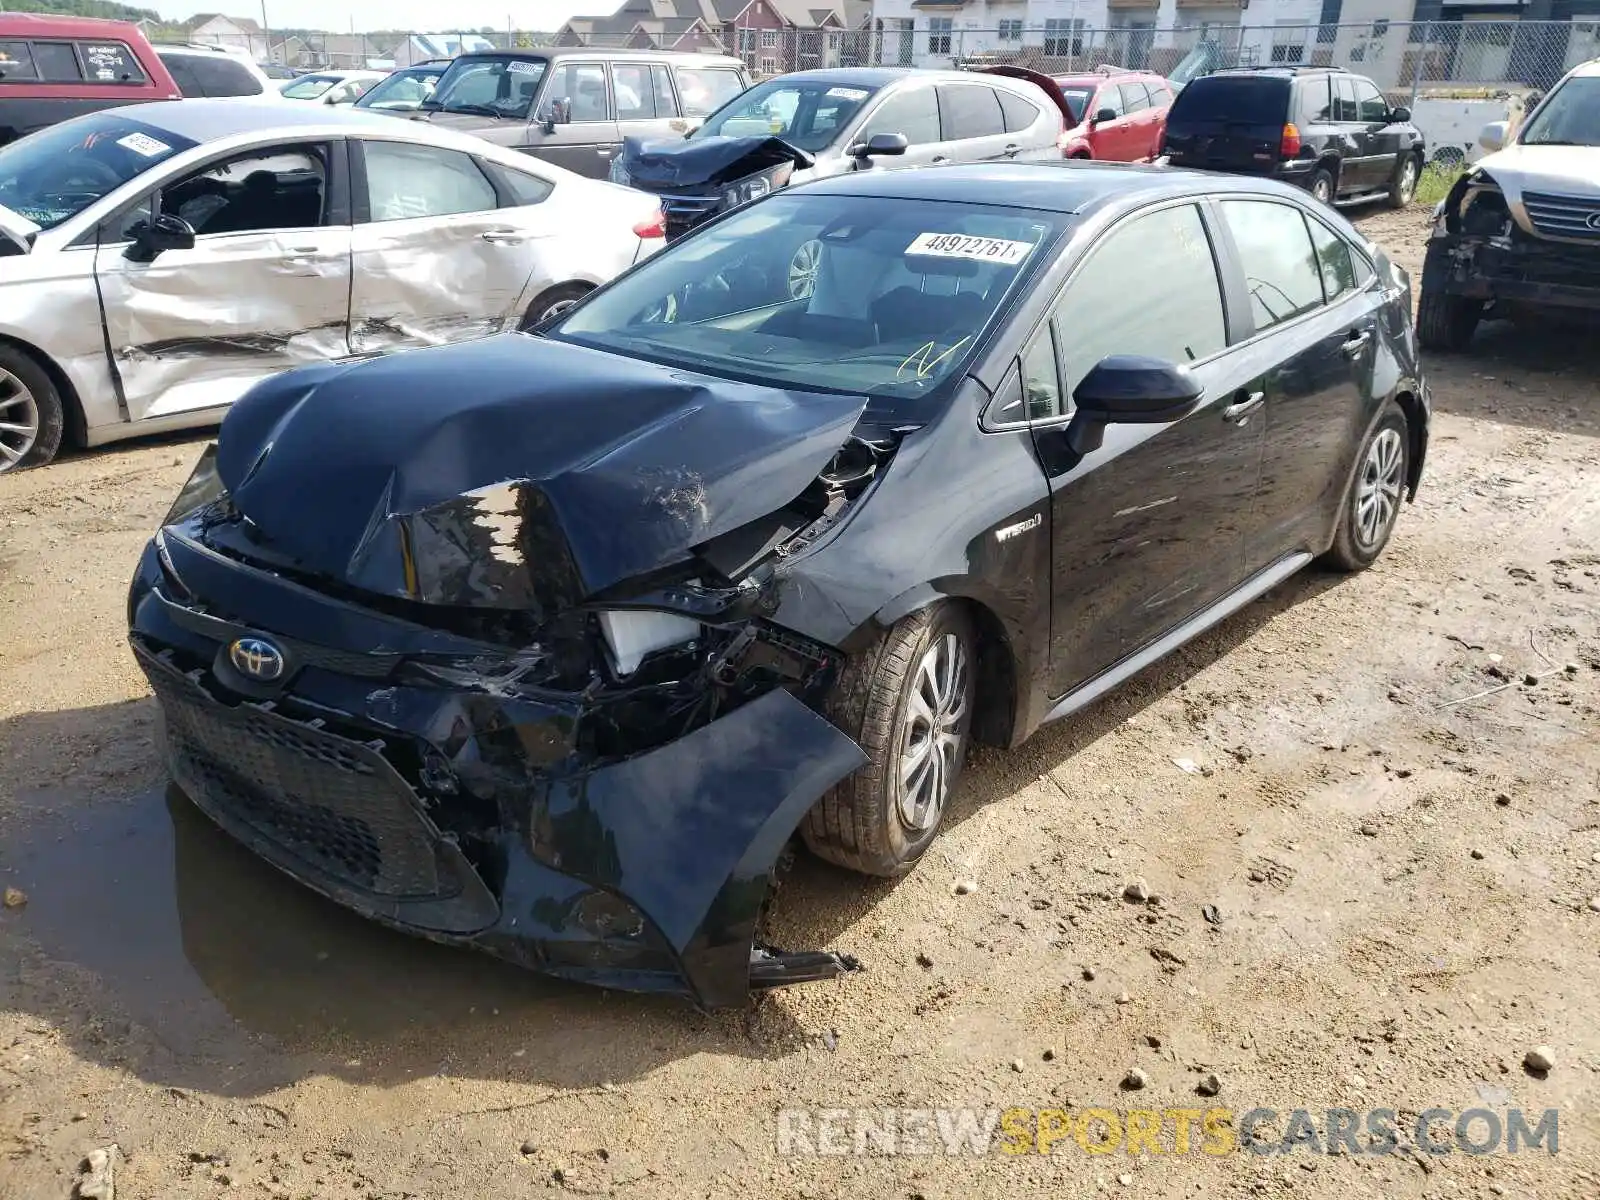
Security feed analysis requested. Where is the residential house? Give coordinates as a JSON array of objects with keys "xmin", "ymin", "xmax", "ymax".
[{"xmin": 556, "ymin": 0, "xmax": 873, "ymax": 73}]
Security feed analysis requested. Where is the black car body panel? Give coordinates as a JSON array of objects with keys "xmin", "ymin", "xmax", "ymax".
[
  {"xmin": 619, "ymin": 134, "xmax": 814, "ymax": 241},
  {"xmin": 1162, "ymin": 67, "xmax": 1424, "ymax": 202},
  {"xmin": 129, "ymin": 163, "xmax": 1428, "ymax": 1005}
]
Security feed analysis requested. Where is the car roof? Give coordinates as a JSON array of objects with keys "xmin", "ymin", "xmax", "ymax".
[
  {"xmin": 453, "ymin": 47, "xmax": 742, "ymax": 65},
  {"xmin": 100, "ymin": 97, "xmax": 453, "ymax": 142},
  {"xmin": 762, "ymin": 67, "xmax": 1045, "ymax": 88},
  {"xmin": 1207, "ymin": 65, "xmax": 1350, "ymax": 80},
  {"xmin": 1052, "ymin": 70, "xmax": 1163, "ymax": 85},
  {"xmin": 797, "ymin": 160, "xmax": 1306, "ymax": 214},
  {"xmin": 1566, "ymin": 58, "xmax": 1600, "ymax": 77},
  {"xmin": 0, "ymin": 13, "xmax": 144, "ymax": 37}
]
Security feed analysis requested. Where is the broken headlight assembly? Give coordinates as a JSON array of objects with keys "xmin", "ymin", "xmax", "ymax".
[
  {"xmin": 163, "ymin": 443, "xmax": 227, "ymax": 525},
  {"xmin": 721, "ymin": 161, "xmax": 795, "ymax": 211}
]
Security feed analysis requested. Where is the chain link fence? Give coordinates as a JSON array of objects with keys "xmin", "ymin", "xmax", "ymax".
[{"xmin": 196, "ymin": 18, "xmax": 1587, "ymax": 103}]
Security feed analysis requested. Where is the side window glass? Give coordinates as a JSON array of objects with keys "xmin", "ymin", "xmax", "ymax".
[
  {"xmin": 1306, "ymin": 216, "xmax": 1357, "ymax": 302},
  {"xmin": 1356, "ymin": 80, "xmax": 1389, "ymax": 123},
  {"xmin": 1095, "ymin": 86, "xmax": 1124, "ymax": 119},
  {"xmin": 649, "ymin": 65, "xmax": 679, "ymax": 118},
  {"xmin": 1021, "ymin": 329, "xmax": 1063, "ymax": 421},
  {"xmin": 0, "ymin": 41, "xmax": 38, "ymax": 81},
  {"xmin": 193, "ymin": 57, "xmax": 262, "ymax": 98},
  {"xmin": 861, "ymin": 87, "xmax": 940, "ymax": 146},
  {"xmin": 160, "ymin": 146, "xmax": 327, "ymax": 235},
  {"xmin": 1302, "ymin": 77, "xmax": 1332, "ymax": 123},
  {"xmin": 484, "ymin": 160, "xmax": 555, "ymax": 206},
  {"xmin": 1219, "ymin": 200, "xmax": 1324, "ymax": 332},
  {"xmin": 33, "ymin": 43, "xmax": 82, "ymax": 83},
  {"xmin": 79, "ymin": 41, "xmax": 145, "ymax": 84},
  {"xmin": 675, "ymin": 67, "xmax": 743, "ymax": 117},
  {"xmin": 613, "ymin": 64, "xmax": 653, "ymax": 119},
  {"xmin": 1352, "ymin": 252, "xmax": 1374, "ymax": 287},
  {"xmin": 997, "ymin": 89, "xmax": 1040, "ymax": 133},
  {"xmin": 1054, "ymin": 203, "xmax": 1226, "ymax": 396},
  {"xmin": 937, "ymin": 85, "xmax": 1004, "ymax": 140},
  {"xmin": 364, "ymin": 141, "xmax": 496, "ymax": 221},
  {"xmin": 1333, "ymin": 77, "xmax": 1358, "ymax": 122},
  {"xmin": 1120, "ymin": 83, "xmax": 1149, "ymax": 113},
  {"xmin": 549, "ymin": 63, "xmax": 608, "ymax": 122},
  {"xmin": 162, "ymin": 55, "xmax": 203, "ymax": 96}
]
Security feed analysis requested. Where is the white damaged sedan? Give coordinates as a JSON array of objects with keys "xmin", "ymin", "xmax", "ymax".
[{"xmin": 0, "ymin": 100, "xmax": 665, "ymax": 470}]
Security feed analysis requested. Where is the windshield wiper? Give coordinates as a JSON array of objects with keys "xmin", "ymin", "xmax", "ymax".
[
  {"xmin": 441, "ymin": 103, "xmax": 502, "ymax": 118},
  {"xmin": 1524, "ymin": 138, "xmax": 1590, "ymax": 146}
]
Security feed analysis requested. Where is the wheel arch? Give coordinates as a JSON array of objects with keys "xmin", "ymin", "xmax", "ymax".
[
  {"xmin": 0, "ymin": 331, "xmax": 87, "ymax": 448},
  {"xmin": 1393, "ymin": 386, "xmax": 1426, "ymax": 499}
]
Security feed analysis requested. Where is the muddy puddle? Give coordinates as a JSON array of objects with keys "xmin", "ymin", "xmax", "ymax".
[{"xmin": 3, "ymin": 786, "xmax": 640, "ymax": 1066}]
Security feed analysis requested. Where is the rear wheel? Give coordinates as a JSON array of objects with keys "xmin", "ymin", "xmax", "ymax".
[
  {"xmin": 1387, "ymin": 154, "xmax": 1419, "ymax": 209},
  {"xmin": 802, "ymin": 603, "xmax": 976, "ymax": 877},
  {"xmin": 1324, "ymin": 400, "xmax": 1409, "ymax": 572},
  {"xmin": 1309, "ymin": 167, "xmax": 1335, "ymax": 205},
  {"xmin": 1416, "ymin": 285, "xmax": 1481, "ymax": 352},
  {"xmin": 0, "ymin": 347, "xmax": 63, "ymax": 474},
  {"xmin": 517, "ymin": 282, "xmax": 592, "ymax": 332}
]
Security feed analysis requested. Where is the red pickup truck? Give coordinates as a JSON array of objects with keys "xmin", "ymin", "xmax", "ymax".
[
  {"xmin": 0, "ymin": 14, "xmax": 179, "ymax": 146},
  {"xmin": 1053, "ymin": 67, "xmax": 1174, "ymax": 162}
]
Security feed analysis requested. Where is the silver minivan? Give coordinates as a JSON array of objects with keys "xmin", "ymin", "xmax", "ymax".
[{"xmin": 610, "ymin": 66, "xmax": 1073, "ymax": 238}]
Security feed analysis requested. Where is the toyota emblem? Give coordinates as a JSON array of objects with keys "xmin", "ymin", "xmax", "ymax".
[{"xmin": 229, "ymin": 636, "xmax": 285, "ymax": 681}]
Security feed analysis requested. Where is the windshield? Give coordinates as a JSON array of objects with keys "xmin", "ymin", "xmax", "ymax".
[
  {"xmin": 1519, "ymin": 76, "xmax": 1600, "ymax": 146},
  {"xmin": 693, "ymin": 79, "xmax": 878, "ymax": 152},
  {"xmin": 1058, "ymin": 86, "xmax": 1091, "ymax": 124},
  {"xmin": 280, "ymin": 74, "xmax": 341, "ymax": 99},
  {"xmin": 357, "ymin": 66, "xmax": 443, "ymax": 110},
  {"xmin": 0, "ymin": 114, "xmax": 195, "ymax": 230},
  {"xmin": 548, "ymin": 193, "xmax": 1063, "ymax": 406},
  {"xmin": 424, "ymin": 56, "xmax": 547, "ymax": 119}
]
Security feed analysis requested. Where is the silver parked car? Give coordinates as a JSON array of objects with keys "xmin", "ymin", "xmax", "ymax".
[{"xmin": 0, "ymin": 100, "xmax": 664, "ymax": 471}]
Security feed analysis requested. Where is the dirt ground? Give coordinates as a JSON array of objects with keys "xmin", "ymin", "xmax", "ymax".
[{"xmin": 1, "ymin": 203, "xmax": 1597, "ymax": 1200}]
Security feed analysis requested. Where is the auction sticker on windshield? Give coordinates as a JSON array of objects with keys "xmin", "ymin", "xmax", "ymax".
[
  {"xmin": 906, "ymin": 232, "xmax": 1034, "ymax": 265},
  {"xmin": 507, "ymin": 60, "xmax": 542, "ymax": 76},
  {"xmin": 116, "ymin": 132, "xmax": 170, "ymax": 157}
]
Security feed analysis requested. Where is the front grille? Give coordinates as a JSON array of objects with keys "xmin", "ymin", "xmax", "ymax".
[
  {"xmin": 137, "ymin": 645, "xmax": 454, "ymax": 900},
  {"xmin": 1522, "ymin": 190, "xmax": 1600, "ymax": 241}
]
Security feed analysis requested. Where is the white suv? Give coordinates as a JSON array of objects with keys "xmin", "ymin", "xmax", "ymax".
[
  {"xmin": 154, "ymin": 44, "xmax": 282, "ymax": 102},
  {"xmin": 1418, "ymin": 59, "xmax": 1600, "ymax": 350}
]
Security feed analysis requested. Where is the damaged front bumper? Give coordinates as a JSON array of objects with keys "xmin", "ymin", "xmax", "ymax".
[
  {"xmin": 128, "ymin": 528, "xmax": 868, "ymax": 1009},
  {"xmin": 1424, "ymin": 229, "xmax": 1600, "ymax": 311}
]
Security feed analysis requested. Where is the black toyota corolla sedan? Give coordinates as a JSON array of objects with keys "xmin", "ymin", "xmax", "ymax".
[{"xmin": 128, "ymin": 162, "xmax": 1428, "ymax": 1008}]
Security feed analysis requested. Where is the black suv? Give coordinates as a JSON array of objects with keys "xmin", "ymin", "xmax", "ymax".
[{"xmin": 1162, "ymin": 67, "xmax": 1424, "ymax": 208}]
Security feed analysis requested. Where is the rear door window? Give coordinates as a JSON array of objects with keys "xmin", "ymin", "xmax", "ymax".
[
  {"xmin": 649, "ymin": 64, "xmax": 679, "ymax": 117},
  {"xmin": 997, "ymin": 88, "xmax": 1041, "ymax": 134},
  {"xmin": 33, "ymin": 43, "xmax": 83, "ymax": 83},
  {"xmin": 1332, "ymin": 77, "xmax": 1358, "ymax": 122},
  {"xmin": 79, "ymin": 41, "xmax": 146, "ymax": 84},
  {"xmin": 860, "ymin": 86, "xmax": 940, "ymax": 146},
  {"xmin": 675, "ymin": 66, "xmax": 743, "ymax": 117},
  {"xmin": 1120, "ymin": 83, "xmax": 1150, "ymax": 113},
  {"xmin": 1219, "ymin": 200, "xmax": 1324, "ymax": 332},
  {"xmin": 937, "ymin": 84, "xmax": 1004, "ymax": 140},
  {"xmin": 612, "ymin": 64, "xmax": 656, "ymax": 119},
  {"xmin": 1170, "ymin": 77, "xmax": 1288, "ymax": 124},
  {"xmin": 0, "ymin": 41, "xmax": 38, "ymax": 82},
  {"xmin": 363, "ymin": 141, "xmax": 497, "ymax": 221},
  {"xmin": 189, "ymin": 55, "xmax": 263, "ymax": 98}
]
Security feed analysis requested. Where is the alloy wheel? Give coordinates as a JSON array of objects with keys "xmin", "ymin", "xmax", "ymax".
[
  {"xmin": 1355, "ymin": 427, "xmax": 1404, "ymax": 550},
  {"xmin": 1397, "ymin": 159, "xmax": 1418, "ymax": 204},
  {"xmin": 0, "ymin": 367, "xmax": 39, "ymax": 472},
  {"xmin": 896, "ymin": 632, "xmax": 970, "ymax": 833},
  {"xmin": 1313, "ymin": 177, "xmax": 1333, "ymax": 204},
  {"xmin": 788, "ymin": 239, "xmax": 822, "ymax": 300}
]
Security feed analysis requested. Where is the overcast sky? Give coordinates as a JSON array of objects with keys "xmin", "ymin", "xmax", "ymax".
[{"xmin": 152, "ymin": 0, "xmax": 592, "ymax": 34}]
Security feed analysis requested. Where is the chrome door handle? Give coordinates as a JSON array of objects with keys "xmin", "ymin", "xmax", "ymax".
[
  {"xmin": 1342, "ymin": 330, "xmax": 1372, "ymax": 356},
  {"xmin": 1003, "ymin": 143, "xmax": 1020, "ymax": 157},
  {"xmin": 480, "ymin": 229, "xmax": 529, "ymax": 244},
  {"xmin": 1222, "ymin": 390, "xmax": 1265, "ymax": 424}
]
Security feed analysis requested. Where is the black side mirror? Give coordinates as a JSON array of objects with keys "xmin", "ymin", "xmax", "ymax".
[
  {"xmin": 1388, "ymin": 105, "xmax": 1411, "ymax": 123},
  {"xmin": 849, "ymin": 132, "xmax": 908, "ymax": 159},
  {"xmin": 540, "ymin": 96, "xmax": 570, "ymax": 133},
  {"xmin": 1065, "ymin": 355, "xmax": 1204, "ymax": 455},
  {"xmin": 1093, "ymin": 107, "xmax": 1118, "ymax": 124},
  {"xmin": 123, "ymin": 214, "xmax": 197, "ymax": 263}
]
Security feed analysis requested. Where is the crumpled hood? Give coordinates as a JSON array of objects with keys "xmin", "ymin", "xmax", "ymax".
[
  {"xmin": 621, "ymin": 134, "xmax": 813, "ymax": 191},
  {"xmin": 1476, "ymin": 144, "xmax": 1600, "ymax": 231},
  {"xmin": 214, "ymin": 335, "xmax": 867, "ymax": 614}
]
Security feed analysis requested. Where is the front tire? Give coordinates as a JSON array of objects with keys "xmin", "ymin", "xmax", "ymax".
[
  {"xmin": 1324, "ymin": 400, "xmax": 1409, "ymax": 573},
  {"xmin": 0, "ymin": 347, "xmax": 63, "ymax": 473},
  {"xmin": 1416, "ymin": 285, "xmax": 1481, "ymax": 352},
  {"xmin": 803, "ymin": 603, "xmax": 976, "ymax": 877}
]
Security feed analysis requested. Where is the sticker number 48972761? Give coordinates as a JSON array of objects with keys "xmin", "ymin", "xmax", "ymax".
[{"xmin": 905, "ymin": 232, "xmax": 1035, "ymax": 265}]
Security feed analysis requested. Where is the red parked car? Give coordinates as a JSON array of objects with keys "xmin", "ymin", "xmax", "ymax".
[
  {"xmin": 1052, "ymin": 67, "xmax": 1173, "ymax": 162},
  {"xmin": 0, "ymin": 14, "xmax": 179, "ymax": 146}
]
